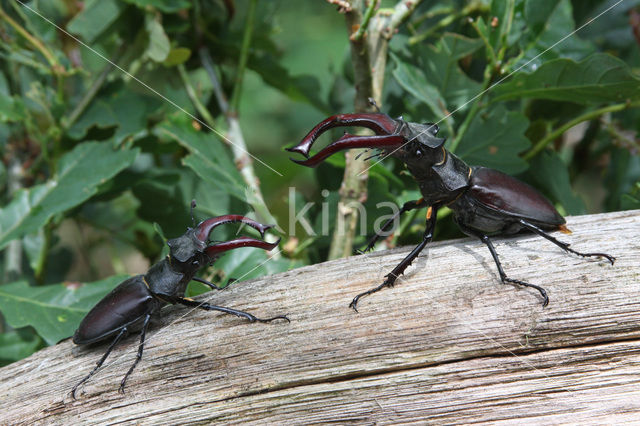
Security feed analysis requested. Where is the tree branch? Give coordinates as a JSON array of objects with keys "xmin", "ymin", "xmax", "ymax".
[
  {"xmin": 328, "ymin": 0, "xmax": 422, "ymax": 259},
  {"xmin": 328, "ymin": 0, "xmax": 376, "ymax": 260}
]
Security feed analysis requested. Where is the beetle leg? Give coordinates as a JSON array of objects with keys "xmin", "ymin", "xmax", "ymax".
[
  {"xmin": 350, "ymin": 206, "xmax": 438, "ymax": 312},
  {"xmin": 191, "ymin": 276, "xmax": 237, "ymax": 290},
  {"xmin": 119, "ymin": 313, "xmax": 151, "ymax": 394},
  {"xmin": 71, "ymin": 326, "xmax": 128, "ymax": 399},
  {"xmin": 175, "ymin": 297, "xmax": 290, "ymax": 323},
  {"xmin": 192, "ymin": 276, "xmax": 218, "ymax": 290},
  {"xmin": 518, "ymin": 219, "xmax": 615, "ymax": 265},
  {"xmin": 357, "ymin": 198, "xmax": 426, "ymax": 254},
  {"xmin": 461, "ymin": 226, "xmax": 549, "ymax": 307}
]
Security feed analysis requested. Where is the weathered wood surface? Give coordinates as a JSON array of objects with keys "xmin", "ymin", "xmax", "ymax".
[{"xmin": 0, "ymin": 210, "xmax": 638, "ymax": 425}]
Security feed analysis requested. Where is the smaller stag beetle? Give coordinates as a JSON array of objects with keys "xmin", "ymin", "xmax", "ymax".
[
  {"xmin": 287, "ymin": 111, "xmax": 615, "ymax": 311},
  {"xmin": 71, "ymin": 209, "xmax": 287, "ymax": 398}
]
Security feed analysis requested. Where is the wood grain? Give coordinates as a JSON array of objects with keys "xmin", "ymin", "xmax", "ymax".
[{"xmin": 1, "ymin": 210, "xmax": 638, "ymax": 424}]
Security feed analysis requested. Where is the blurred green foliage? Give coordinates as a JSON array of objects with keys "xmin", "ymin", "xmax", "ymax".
[{"xmin": 0, "ymin": 0, "xmax": 639, "ymax": 365}]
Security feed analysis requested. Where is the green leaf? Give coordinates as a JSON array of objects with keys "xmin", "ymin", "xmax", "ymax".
[
  {"xmin": 180, "ymin": 169, "xmax": 231, "ymax": 218},
  {"xmin": 0, "ymin": 143, "xmax": 139, "ymax": 249},
  {"xmin": 156, "ymin": 118, "xmax": 247, "ymax": 205},
  {"xmin": 67, "ymin": 0, "xmax": 125, "ymax": 43},
  {"xmin": 123, "ymin": 0, "xmax": 192, "ymax": 13},
  {"xmin": 0, "ymin": 330, "xmax": 42, "ymax": 365},
  {"xmin": 522, "ymin": 0, "xmax": 561, "ymax": 37},
  {"xmin": 0, "ymin": 277, "xmax": 125, "ymax": 345},
  {"xmin": 67, "ymin": 89, "xmax": 161, "ymax": 144},
  {"xmin": 128, "ymin": 165, "xmax": 231, "ymax": 228},
  {"xmin": 393, "ymin": 34, "xmax": 483, "ymax": 126},
  {"xmin": 526, "ymin": 151, "xmax": 585, "ymax": 215},
  {"xmin": 621, "ymin": 182, "xmax": 640, "ymax": 210},
  {"xmin": 145, "ymin": 15, "xmax": 170, "ymax": 62},
  {"xmin": 79, "ymin": 192, "xmax": 162, "ymax": 260},
  {"xmin": 604, "ymin": 147, "xmax": 640, "ymax": 211},
  {"xmin": 493, "ymin": 54, "xmax": 640, "ymax": 104},
  {"xmin": 392, "ymin": 52, "xmax": 449, "ymax": 124},
  {"xmin": 22, "ymin": 230, "xmax": 45, "ymax": 274},
  {"xmin": 455, "ymin": 105, "xmax": 530, "ymax": 174},
  {"xmin": 163, "ymin": 47, "xmax": 191, "ymax": 67},
  {"xmin": 418, "ymin": 35, "xmax": 483, "ymax": 111},
  {"xmin": 0, "ymin": 92, "xmax": 25, "ymax": 122},
  {"xmin": 249, "ymin": 54, "xmax": 328, "ymax": 111},
  {"xmin": 0, "ymin": 159, "xmax": 5, "ymax": 188},
  {"xmin": 514, "ymin": 0, "xmax": 594, "ymax": 69}
]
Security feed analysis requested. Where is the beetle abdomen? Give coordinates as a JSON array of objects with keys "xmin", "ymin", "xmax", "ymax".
[
  {"xmin": 468, "ymin": 167, "xmax": 565, "ymax": 228},
  {"xmin": 73, "ymin": 275, "xmax": 160, "ymax": 345}
]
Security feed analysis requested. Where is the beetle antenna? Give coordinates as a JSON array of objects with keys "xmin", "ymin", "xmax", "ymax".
[
  {"xmin": 190, "ymin": 199, "xmax": 197, "ymax": 227},
  {"xmin": 363, "ymin": 151, "xmax": 384, "ymax": 161},
  {"xmin": 355, "ymin": 149, "xmax": 370, "ymax": 160}
]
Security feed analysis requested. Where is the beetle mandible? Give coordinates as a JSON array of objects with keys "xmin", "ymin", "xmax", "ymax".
[
  {"xmin": 287, "ymin": 112, "xmax": 615, "ymax": 311},
  {"xmin": 71, "ymin": 212, "xmax": 287, "ymax": 398}
]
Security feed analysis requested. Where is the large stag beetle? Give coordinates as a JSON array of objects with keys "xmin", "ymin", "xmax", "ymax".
[
  {"xmin": 71, "ymin": 212, "xmax": 287, "ymax": 398},
  {"xmin": 287, "ymin": 112, "xmax": 615, "ymax": 311}
]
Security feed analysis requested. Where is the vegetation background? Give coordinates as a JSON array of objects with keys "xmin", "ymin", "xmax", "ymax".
[{"xmin": 0, "ymin": 0, "xmax": 638, "ymax": 365}]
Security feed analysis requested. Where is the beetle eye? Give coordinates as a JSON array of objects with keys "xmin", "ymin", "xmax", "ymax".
[{"xmin": 415, "ymin": 148, "xmax": 423, "ymax": 157}]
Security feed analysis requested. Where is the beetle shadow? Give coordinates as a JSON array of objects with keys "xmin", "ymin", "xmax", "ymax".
[{"xmin": 453, "ymin": 234, "xmax": 561, "ymax": 304}]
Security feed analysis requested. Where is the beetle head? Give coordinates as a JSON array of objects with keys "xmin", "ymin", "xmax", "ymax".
[
  {"xmin": 167, "ymin": 215, "xmax": 279, "ymax": 268},
  {"xmin": 391, "ymin": 121, "xmax": 446, "ymax": 169}
]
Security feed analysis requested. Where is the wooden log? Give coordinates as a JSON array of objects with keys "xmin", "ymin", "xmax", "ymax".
[{"xmin": 1, "ymin": 210, "xmax": 638, "ymax": 424}]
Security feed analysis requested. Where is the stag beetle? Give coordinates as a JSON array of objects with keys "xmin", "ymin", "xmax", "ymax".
[
  {"xmin": 287, "ymin": 112, "xmax": 615, "ymax": 311},
  {"xmin": 71, "ymin": 212, "xmax": 287, "ymax": 398}
]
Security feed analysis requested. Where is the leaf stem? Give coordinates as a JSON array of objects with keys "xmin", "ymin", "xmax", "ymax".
[
  {"xmin": 524, "ymin": 102, "xmax": 637, "ymax": 160},
  {"xmin": 229, "ymin": 0, "xmax": 256, "ymax": 114},
  {"xmin": 0, "ymin": 5, "xmax": 61, "ymax": 74},
  {"xmin": 470, "ymin": 18, "xmax": 497, "ymax": 66},
  {"xmin": 351, "ymin": 0, "xmax": 378, "ymax": 41},
  {"xmin": 408, "ymin": 2, "xmax": 482, "ymax": 46},
  {"xmin": 177, "ymin": 64, "xmax": 217, "ymax": 126}
]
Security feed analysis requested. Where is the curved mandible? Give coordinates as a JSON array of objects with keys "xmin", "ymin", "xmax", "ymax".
[
  {"xmin": 286, "ymin": 113, "xmax": 399, "ymax": 157},
  {"xmin": 195, "ymin": 215, "xmax": 274, "ymax": 243},
  {"xmin": 205, "ymin": 236, "xmax": 281, "ymax": 257},
  {"xmin": 290, "ymin": 133, "xmax": 405, "ymax": 168}
]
